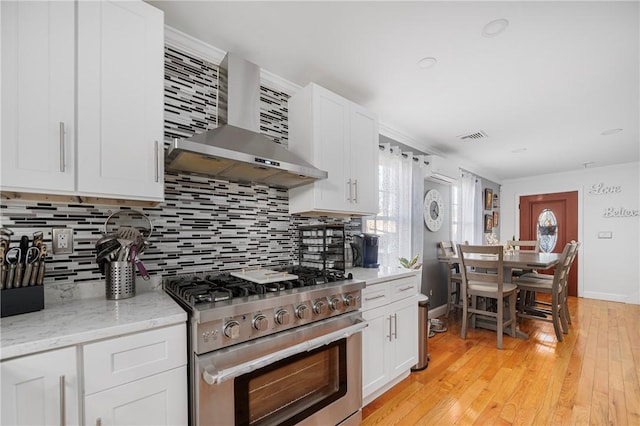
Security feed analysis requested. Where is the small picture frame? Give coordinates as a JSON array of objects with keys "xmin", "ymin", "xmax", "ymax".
[
  {"xmin": 493, "ymin": 193, "xmax": 500, "ymax": 208},
  {"xmin": 493, "ymin": 211, "xmax": 499, "ymax": 227},
  {"xmin": 484, "ymin": 214, "xmax": 494, "ymax": 232},
  {"xmin": 484, "ymin": 188, "xmax": 493, "ymax": 210}
]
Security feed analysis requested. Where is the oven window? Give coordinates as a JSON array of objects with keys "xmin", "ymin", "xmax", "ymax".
[{"xmin": 234, "ymin": 338, "xmax": 347, "ymax": 426}]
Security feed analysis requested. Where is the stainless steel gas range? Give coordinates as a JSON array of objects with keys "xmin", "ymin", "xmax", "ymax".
[{"xmin": 164, "ymin": 266, "xmax": 366, "ymax": 426}]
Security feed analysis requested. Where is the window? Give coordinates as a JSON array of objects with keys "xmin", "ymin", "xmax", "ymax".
[
  {"xmin": 452, "ymin": 171, "xmax": 480, "ymax": 245},
  {"xmin": 363, "ymin": 144, "xmax": 415, "ymax": 267}
]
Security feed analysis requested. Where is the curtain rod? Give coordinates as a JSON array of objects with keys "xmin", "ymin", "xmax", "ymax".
[{"xmin": 378, "ymin": 144, "xmax": 429, "ymax": 165}]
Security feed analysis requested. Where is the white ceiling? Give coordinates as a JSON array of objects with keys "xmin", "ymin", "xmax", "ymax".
[{"xmin": 148, "ymin": 1, "xmax": 639, "ymax": 181}]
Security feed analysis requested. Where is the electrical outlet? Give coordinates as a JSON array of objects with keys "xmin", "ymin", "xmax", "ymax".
[{"xmin": 52, "ymin": 228, "xmax": 73, "ymax": 254}]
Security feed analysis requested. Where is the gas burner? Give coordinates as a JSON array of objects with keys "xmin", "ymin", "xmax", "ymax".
[{"xmin": 165, "ymin": 266, "xmax": 354, "ymax": 308}]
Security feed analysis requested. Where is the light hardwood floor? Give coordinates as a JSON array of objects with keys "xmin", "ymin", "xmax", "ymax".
[{"xmin": 361, "ymin": 296, "xmax": 640, "ymax": 425}]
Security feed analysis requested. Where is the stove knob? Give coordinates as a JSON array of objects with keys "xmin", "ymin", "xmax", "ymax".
[
  {"xmin": 344, "ymin": 294, "xmax": 356, "ymax": 307},
  {"xmin": 253, "ymin": 314, "xmax": 269, "ymax": 331},
  {"xmin": 275, "ymin": 309, "xmax": 290, "ymax": 325},
  {"xmin": 295, "ymin": 304, "xmax": 310, "ymax": 320},
  {"xmin": 329, "ymin": 297, "xmax": 343, "ymax": 311},
  {"xmin": 223, "ymin": 321, "xmax": 240, "ymax": 339},
  {"xmin": 313, "ymin": 300, "xmax": 328, "ymax": 315}
]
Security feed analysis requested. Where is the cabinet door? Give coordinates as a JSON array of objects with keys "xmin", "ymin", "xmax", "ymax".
[
  {"xmin": 312, "ymin": 86, "xmax": 350, "ymax": 212},
  {"xmin": 348, "ymin": 103, "xmax": 379, "ymax": 215},
  {"xmin": 77, "ymin": 0, "xmax": 164, "ymax": 201},
  {"xmin": 85, "ymin": 366, "xmax": 187, "ymax": 426},
  {"xmin": 1, "ymin": 1, "xmax": 75, "ymax": 192},
  {"xmin": 1, "ymin": 347, "xmax": 79, "ymax": 426},
  {"xmin": 390, "ymin": 296, "xmax": 419, "ymax": 377},
  {"xmin": 361, "ymin": 305, "xmax": 390, "ymax": 399}
]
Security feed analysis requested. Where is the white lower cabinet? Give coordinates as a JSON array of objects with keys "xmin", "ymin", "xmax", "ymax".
[
  {"xmin": 361, "ymin": 275, "xmax": 419, "ymax": 404},
  {"xmin": 1, "ymin": 324, "xmax": 187, "ymax": 426},
  {"xmin": 84, "ymin": 367, "xmax": 187, "ymax": 426},
  {"xmin": 1, "ymin": 347, "xmax": 79, "ymax": 425},
  {"xmin": 83, "ymin": 324, "xmax": 188, "ymax": 426}
]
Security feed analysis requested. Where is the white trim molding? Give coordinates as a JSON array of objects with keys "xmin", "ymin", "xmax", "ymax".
[
  {"xmin": 165, "ymin": 26, "xmax": 225, "ymax": 64},
  {"xmin": 165, "ymin": 26, "xmax": 301, "ymax": 95}
]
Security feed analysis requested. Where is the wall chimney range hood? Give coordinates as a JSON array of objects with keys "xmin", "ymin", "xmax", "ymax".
[{"xmin": 166, "ymin": 53, "xmax": 327, "ymax": 189}]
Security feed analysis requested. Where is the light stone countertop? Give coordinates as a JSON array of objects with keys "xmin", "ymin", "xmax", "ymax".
[
  {"xmin": 348, "ymin": 266, "xmax": 421, "ymax": 286},
  {"xmin": 0, "ymin": 288, "xmax": 187, "ymax": 361}
]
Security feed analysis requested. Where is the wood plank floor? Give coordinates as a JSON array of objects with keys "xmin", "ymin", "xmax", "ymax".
[{"xmin": 361, "ymin": 296, "xmax": 640, "ymax": 425}]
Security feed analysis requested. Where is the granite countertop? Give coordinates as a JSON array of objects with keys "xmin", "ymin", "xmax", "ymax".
[
  {"xmin": 0, "ymin": 289, "xmax": 187, "ymax": 361},
  {"xmin": 348, "ymin": 266, "xmax": 421, "ymax": 285}
]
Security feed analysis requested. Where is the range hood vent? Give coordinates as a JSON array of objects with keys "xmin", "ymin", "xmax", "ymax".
[{"xmin": 166, "ymin": 53, "xmax": 327, "ymax": 189}]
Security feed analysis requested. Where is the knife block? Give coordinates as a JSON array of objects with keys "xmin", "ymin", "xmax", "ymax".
[{"xmin": 1, "ymin": 285, "xmax": 44, "ymax": 317}]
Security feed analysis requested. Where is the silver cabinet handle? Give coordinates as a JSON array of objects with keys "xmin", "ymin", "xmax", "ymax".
[
  {"xmin": 59, "ymin": 375, "xmax": 65, "ymax": 426},
  {"xmin": 393, "ymin": 313, "xmax": 398, "ymax": 339},
  {"xmin": 59, "ymin": 122, "xmax": 65, "ymax": 172},
  {"xmin": 387, "ymin": 315, "xmax": 392, "ymax": 341},
  {"xmin": 346, "ymin": 179, "xmax": 352, "ymax": 202},
  {"xmin": 364, "ymin": 294, "xmax": 385, "ymax": 301},
  {"xmin": 353, "ymin": 179, "xmax": 358, "ymax": 203},
  {"xmin": 154, "ymin": 141, "xmax": 160, "ymax": 182},
  {"xmin": 399, "ymin": 285, "xmax": 414, "ymax": 292}
]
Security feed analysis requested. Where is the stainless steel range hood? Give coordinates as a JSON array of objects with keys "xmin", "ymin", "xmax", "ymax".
[{"xmin": 166, "ymin": 53, "xmax": 327, "ymax": 189}]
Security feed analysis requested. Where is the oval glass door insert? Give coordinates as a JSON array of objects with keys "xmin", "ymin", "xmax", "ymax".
[{"xmin": 537, "ymin": 209, "xmax": 558, "ymax": 252}]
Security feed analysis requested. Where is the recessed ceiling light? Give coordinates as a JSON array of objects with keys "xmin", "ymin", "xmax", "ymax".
[
  {"xmin": 511, "ymin": 148, "xmax": 527, "ymax": 154},
  {"xmin": 417, "ymin": 57, "xmax": 437, "ymax": 69},
  {"xmin": 482, "ymin": 18, "xmax": 509, "ymax": 37},
  {"xmin": 600, "ymin": 128, "xmax": 623, "ymax": 135}
]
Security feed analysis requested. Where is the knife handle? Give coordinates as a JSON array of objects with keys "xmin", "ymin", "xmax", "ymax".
[
  {"xmin": 22, "ymin": 263, "xmax": 33, "ymax": 287},
  {"xmin": 6, "ymin": 264, "xmax": 16, "ymax": 289},
  {"xmin": 37, "ymin": 260, "xmax": 45, "ymax": 285},
  {"xmin": 14, "ymin": 264, "xmax": 23, "ymax": 288},
  {"xmin": 0, "ymin": 264, "xmax": 6, "ymax": 290},
  {"xmin": 30, "ymin": 263, "xmax": 39, "ymax": 286}
]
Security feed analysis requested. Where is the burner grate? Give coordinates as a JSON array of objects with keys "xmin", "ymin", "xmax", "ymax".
[{"xmin": 165, "ymin": 266, "xmax": 353, "ymax": 307}]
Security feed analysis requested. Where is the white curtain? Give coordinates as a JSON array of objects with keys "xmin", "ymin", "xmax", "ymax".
[
  {"xmin": 364, "ymin": 143, "xmax": 417, "ymax": 267},
  {"xmin": 453, "ymin": 171, "xmax": 480, "ymax": 245}
]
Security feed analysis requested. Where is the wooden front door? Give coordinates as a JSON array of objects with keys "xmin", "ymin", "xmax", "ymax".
[{"xmin": 520, "ymin": 191, "xmax": 579, "ymax": 296}]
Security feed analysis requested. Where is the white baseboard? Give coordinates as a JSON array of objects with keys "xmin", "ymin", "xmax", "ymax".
[
  {"xmin": 429, "ymin": 303, "xmax": 448, "ymax": 319},
  {"xmin": 582, "ymin": 291, "xmax": 638, "ymax": 304}
]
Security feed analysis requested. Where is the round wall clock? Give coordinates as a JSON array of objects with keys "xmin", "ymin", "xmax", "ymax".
[{"xmin": 424, "ymin": 189, "xmax": 444, "ymax": 232}]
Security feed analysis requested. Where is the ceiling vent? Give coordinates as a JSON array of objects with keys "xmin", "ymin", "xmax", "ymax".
[{"xmin": 458, "ymin": 130, "xmax": 488, "ymax": 141}]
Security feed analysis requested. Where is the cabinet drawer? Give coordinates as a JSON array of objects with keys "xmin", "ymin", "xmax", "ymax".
[
  {"xmin": 391, "ymin": 276, "xmax": 419, "ymax": 302},
  {"xmin": 361, "ymin": 286, "xmax": 389, "ymax": 310},
  {"xmin": 84, "ymin": 366, "xmax": 187, "ymax": 426},
  {"xmin": 83, "ymin": 324, "xmax": 186, "ymax": 395}
]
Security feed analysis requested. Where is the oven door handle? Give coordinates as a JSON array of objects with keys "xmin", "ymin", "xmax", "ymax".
[{"xmin": 202, "ymin": 319, "xmax": 368, "ymax": 385}]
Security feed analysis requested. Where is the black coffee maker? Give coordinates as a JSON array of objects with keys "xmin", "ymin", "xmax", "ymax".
[{"xmin": 351, "ymin": 234, "xmax": 380, "ymax": 268}]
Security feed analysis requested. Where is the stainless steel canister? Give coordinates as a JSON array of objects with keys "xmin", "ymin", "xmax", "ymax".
[{"xmin": 105, "ymin": 261, "xmax": 135, "ymax": 300}]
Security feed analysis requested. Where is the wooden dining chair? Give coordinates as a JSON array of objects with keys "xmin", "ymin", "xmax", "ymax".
[
  {"xmin": 519, "ymin": 241, "xmax": 580, "ymax": 326},
  {"xmin": 439, "ymin": 241, "xmax": 463, "ymax": 318},
  {"xmin": 513, "ymin": 241, "xmax": 578, "ymax": 341},
  {"xmin": 507, "ymin": 239, "xmax": 541, "ymax": 280},
  {"xmin": 457, "ymin": 244, "xmax": 518, "ymax": 349}
]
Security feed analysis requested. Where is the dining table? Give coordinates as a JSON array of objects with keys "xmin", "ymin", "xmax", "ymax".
[{"xmin": 438, "ymin": 249, "xmax": 561, "ymax": 339}]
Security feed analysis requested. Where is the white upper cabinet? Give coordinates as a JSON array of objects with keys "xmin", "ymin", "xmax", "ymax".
[
  {"xmin": 1, "ymin": 1, "xmax": 76, "ymax": 192},
  {"xmin": 1, "ymin": 0, "xmax": 165, "ymax": 203},
  {"xmin": 77, "ymin": 0, "xmax": 165, "ymax": 201},
  {"xmin": 288, "ymin": 83, "xmax": 378, "ymax": 216}
]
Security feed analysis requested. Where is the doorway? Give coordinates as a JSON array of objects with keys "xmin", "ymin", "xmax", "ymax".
[{"xmin": 519, "ymin": 191, "xmax": 578, "ymax": 296}]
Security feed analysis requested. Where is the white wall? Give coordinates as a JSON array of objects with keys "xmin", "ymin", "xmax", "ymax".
[{"xmin": 500, "ymin": 162, "xmax": 640, "ymax": 304}]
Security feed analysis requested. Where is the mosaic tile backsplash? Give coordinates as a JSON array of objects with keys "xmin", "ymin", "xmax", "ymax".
[{"xmin": 0, "ymin": 45, "xmax": 361, "ymax": 288}]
